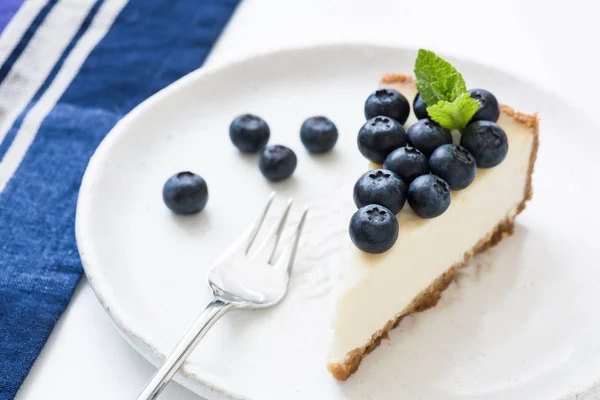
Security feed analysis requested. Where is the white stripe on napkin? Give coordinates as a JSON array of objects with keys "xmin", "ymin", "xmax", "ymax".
[
  {"xmin": 0, "ymin": 0, "xmax": 48, "ymax": 67},
  {"xmin": 0, "ymin": 0, "xmax": 99, "ymax": 149},
  {"xmin": 0, "ymin": 0, "xmax": 128, "ymax": 192}
]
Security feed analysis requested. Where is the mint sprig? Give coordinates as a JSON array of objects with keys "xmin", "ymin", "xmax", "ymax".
[
  {"xmin": 414, "ymin": 49, "xmax": 479, "ymax": 130},
  {"xmin": 426, "ymin": 93, "xmax": 481, "ymax": 131}
]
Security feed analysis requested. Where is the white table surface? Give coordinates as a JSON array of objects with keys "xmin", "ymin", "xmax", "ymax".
[{"xmin": 15, "ymin": 0, "xmax": 598, "ymax": 398}]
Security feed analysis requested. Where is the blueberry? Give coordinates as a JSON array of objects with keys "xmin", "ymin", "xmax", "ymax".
[
  {"xmin": 162, "ymin": 172, "xmax": 208, "ymax": 215},
  {"xmin": 407, "ymin": 175, "xmax": 451, "ymax": 218},
  {"xmin": 349, "ymin": 205, "xmax": 399, "ymax": 254},
  {"xmin": 469, "ymin": 89, "xmax": 500, "ymax": 123},
  {"xmin": 407, "ymin": 118, "xmax": 453, "ymax": 157},
  {"xmin": 229, "ymin": 114, "xmax": 270, "ymax": 153},
  {"xmin": 353, "ymin": 169, "xmax": 407, "ymax": 214},
  {"xmin": 461, "ymin": 120, "xmax": 508, "ymax": 168},
  {"xmin": 383, "ymin": 146, "xmax": 429, "ymax": 184},
  {"xmin": 413, "ymin": 93, "xmax": 429, "ymax": 120},
  {"xmin": 259, "ymin": 145, "xmax": 297, "ymax": 182},
  {"xmin": 429, "ymin": 144, "xmax": 477, "ymax": 190},
  {"xmin": 358, "ymin": 116, "xmax": 407, "ymax": 164},
  {"xmin": 300, "ymin": 116, "xmax": 338, "ymax": 153},
  {"xmin": 364, "ymin": 88, "xmax": 410, "ymax": 124}
]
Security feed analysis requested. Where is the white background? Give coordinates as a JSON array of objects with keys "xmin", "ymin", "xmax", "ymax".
[{"xmin": 15, "ymin": 0, "xmax": 598, "ymax": 399}]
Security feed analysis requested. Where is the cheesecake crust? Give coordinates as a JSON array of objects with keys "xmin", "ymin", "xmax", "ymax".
[{"xmin": 327, "ymin": 73, "xmax": 539, "ymax": 381}]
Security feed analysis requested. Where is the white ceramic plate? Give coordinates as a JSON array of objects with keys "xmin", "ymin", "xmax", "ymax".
[{"xmin": 76, "ymin": 44, "xmax": 600, "ymax": 400}]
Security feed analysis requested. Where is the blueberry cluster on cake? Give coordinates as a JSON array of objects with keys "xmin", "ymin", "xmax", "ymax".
[{"xmin": 327, "ymin": 50, "xmax": 539, "ymax": 381}]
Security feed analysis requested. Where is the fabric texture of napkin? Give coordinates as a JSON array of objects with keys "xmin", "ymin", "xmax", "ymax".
[{"xmin": 0, "ymin": 0, "xmax": 240, "ymax": 398}]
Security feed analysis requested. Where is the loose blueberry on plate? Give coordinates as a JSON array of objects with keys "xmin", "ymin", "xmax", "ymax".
[
  {"xmin": 259, "ymin": 145, "xmax": 297, "ymax": 182},
  {"xmin": 407, "ymin": 118, "xmax": 453, "ymax": 157},
  {"xmin": 300, "ymin": 116, "xmax": 338, "ymax": 153},
  {"xmin": 163, "ymin": 172, "xmax": 209, "ymax": 215},
  {"xmin": 468, "ymin": 89, "xmax": 500, "ymax": 123},
  {"xmin": 460, "ymin": 120, "xmax": 509, "ymax": 168},
  {"xmin": 383, "ymin": 146, "xmax": 429, "ymax": 184},
  {"xmin": 429, "ymin": 144, "xmax": 477, "ymax": 190},
  {"xmin": 349, "ymin": 204, "xmax": 399, "ymax": 254},
  {"xmin": 364, "ymin": 88, "xmax": 410, "ymax": 125},
  {"xmin": 413, "ymin": 93, "xmax": 429, "ymax": 120},
  {"xmin": 407, "ymin": 174, "xmax": 451, "ymax": 218},
  {"xmin": 353, "ymin": 169, "xmax": 407, "ymax": 214},
  {"xmin": 229, "ymin": 114, "xmax": 270, "ymax": 153},
  {"xmin": 358, "ymin": 116, "xmax": 407, "ymax": 164}
]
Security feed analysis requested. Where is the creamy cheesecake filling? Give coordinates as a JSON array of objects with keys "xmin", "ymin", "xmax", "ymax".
[{"xmin": 328, "ymin": 81, "xmax": 535, "ymax": 364}]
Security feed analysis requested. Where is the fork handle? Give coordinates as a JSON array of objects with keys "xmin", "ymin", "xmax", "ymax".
[{"xmin": 136, "ymin": 298, "xmax": 235, "ymax": 400}]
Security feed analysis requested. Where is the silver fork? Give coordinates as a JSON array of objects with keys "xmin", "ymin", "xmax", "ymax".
[{"xmin": 136, "ymin": 193, "xmax": 308, "ymax": 400}]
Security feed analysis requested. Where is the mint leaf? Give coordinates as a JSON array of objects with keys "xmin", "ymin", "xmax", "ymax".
[
  {"xmin": 426, "ymin": 93, "xmax": 480, "ymax": 130},
  {"xmin": 414, "ymin": 49, "xmax": 467, "ymax": 106},
  {"xmin": 414, "ymin": 49, "xmax": 479, "ymax": 129}
]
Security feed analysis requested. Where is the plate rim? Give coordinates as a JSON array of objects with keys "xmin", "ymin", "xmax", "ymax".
[{"xmin": 75, "ymin": 42, "xmax": 599, "ymax": 400}]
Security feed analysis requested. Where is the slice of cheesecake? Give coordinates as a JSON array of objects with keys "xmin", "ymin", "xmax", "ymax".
[{"xmin": 327, "ymin": 73, "xmax": 539, "ymax": 381}]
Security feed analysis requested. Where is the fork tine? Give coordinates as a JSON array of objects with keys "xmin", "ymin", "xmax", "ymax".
[
  {"xmin": 273, "ymin": 207, "xmax": 308, "ymax": 271},
  {"xmin": 250, "ymin": 198, "xmax": 293, "ymax": 262},
  {"xmin": 267, "ymin": 198, "xmax": 293, "ymax": 264},
  {"xmin": 245, "ymin": 192, "xmax": 276, "ymax": 255}
]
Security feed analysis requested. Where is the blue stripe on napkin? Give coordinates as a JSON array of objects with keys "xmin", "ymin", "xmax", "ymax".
[
  {"xmin": 0, "ymin": 0, "xmax": 104, "ymax": 162},
  {"xmin": 0, "ymin": 0, "xmax": 240, "ymax": 398},
  {"xmin": 0, "ymin": 0, "xmax": 58, "ymax": 85}
]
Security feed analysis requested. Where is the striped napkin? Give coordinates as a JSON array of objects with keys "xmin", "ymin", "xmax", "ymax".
[{"xmin": 0, "ymin": 1, "xmax": 240, "ymax": 398}]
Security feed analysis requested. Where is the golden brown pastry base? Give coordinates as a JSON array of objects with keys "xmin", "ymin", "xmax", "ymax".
[{"xmin": 327, "ymin": 73, "xmax": 539, "ymax": 382}]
